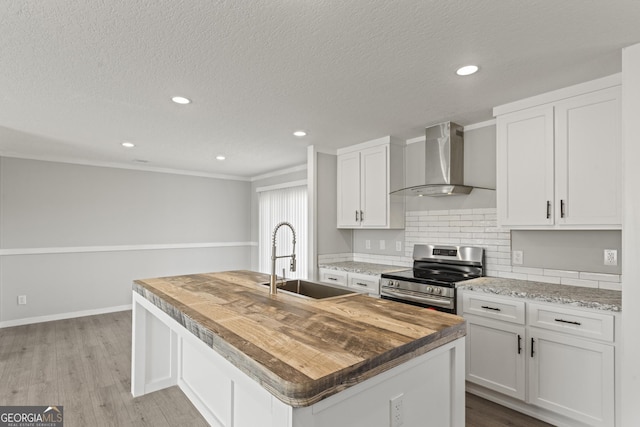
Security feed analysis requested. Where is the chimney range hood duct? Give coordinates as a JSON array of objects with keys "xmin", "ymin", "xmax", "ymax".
[{"xmin": 392, "ymin": 121, "xmax": 473, "ymax": 197}]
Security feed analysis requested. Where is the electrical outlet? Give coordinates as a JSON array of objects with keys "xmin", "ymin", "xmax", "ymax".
[
  {"xmin": 379, "ymin": 240, "xmax": 386, "ymax": 250},
  {"xmin": 390, "ymin": 394, "xmax": 404, "ymax": 427},
  {"xmin": 604, "ymin": 249, "xmax": 618, "ymax": 266},
  {"xmin": 365, "ymin": 240, "xmax": 371, "ymax": 250},
  {"xmin": 18, "ymin": 295, "xmax": 27, "ymax": 305},
  {"xmin": 512, "ymin": 250, "xmax": 524, "ymax": 265},
  {"xmin": 396, "ymin": 241, "xmax": 402, "ymax": 252}
]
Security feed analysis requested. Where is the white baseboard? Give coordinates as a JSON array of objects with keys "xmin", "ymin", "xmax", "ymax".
[{"xmin": 0, "ymin": 304, "xmax": 132, "ymax": 328}]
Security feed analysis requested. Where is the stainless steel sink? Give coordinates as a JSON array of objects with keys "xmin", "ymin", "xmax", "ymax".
[{"xmin": 262, "ymin": 279, "xmax": 355, "ymax": 299}]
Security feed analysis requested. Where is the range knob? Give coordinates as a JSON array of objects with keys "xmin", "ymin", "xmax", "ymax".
[
  {"xmin": 426, "ymin": 286, "xmax": 433, "ymax": 293},
  {"xmin": 433, "ymin": 287, "xmax": 442, "ymax": 295}
]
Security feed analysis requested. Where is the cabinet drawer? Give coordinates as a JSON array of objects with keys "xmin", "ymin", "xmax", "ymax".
[
  {"xmin": 348, "ymin": 273, "xmax": 380, "ymax": 295},
  {"xmin": 462, "ymin": 293, "xmax": 525, "ymax": 325},
  {"xmin": 528, "ymin": 303, "xmax": 614, "ymax": 342},
  {"xmin": 319, "ymin": 269, "xmax": 348, "ymax": 286}
]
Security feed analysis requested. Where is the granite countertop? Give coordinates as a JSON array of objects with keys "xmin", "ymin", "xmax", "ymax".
[
  {"xmin": 458, "ymin": 276, "xmax": 622, "ymax": 312},
  {"xmin": 318, "ymin": 261, "xmax": 408, "ymax": 275},
  {"xmin": 133, "ymin": 270, "xmax": 465, "ymax": 407}
]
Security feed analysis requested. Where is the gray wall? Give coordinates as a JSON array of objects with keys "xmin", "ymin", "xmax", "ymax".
[
  {"xmin": 0, "ymin": 157, "xmax": 252, "ymax": 323},
  {"xmin": 317, "ymin": 153, "xmax": 352, "ymax": 255},
  {"xmin": 511, "ymin": 230, "xmax": 622, "ymax": 274}
]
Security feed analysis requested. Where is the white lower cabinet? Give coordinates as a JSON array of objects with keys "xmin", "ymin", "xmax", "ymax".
[
  {"xmin": 529, "ymin": 329, "xmax": 614, "ymax": 426},
  {"xmin": 461, "ymin": 291, "xmax": 618, "ymax": 427},
  {"xmin": 466, "ymin": 316, "xmax": 526, "ymax": 400},
  {"xmin": 318, "ymin": 268, "xmax": 380, "ymax": 296}
]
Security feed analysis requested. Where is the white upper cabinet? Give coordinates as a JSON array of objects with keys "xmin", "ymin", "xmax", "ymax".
[
  {"xmin": 336, "ymin": 136, "xmax": 404, "ymax": 229},
  {"xmin": 554, "ymin": 88, "xmax": 621, "ymax": 226},
  {"xmin": 497, "ymin": 106, "xmax": 555, "ymax": 226},
  {"xmin": 495, "ymin": 75, "xmax": 622, "ymax": 229}
]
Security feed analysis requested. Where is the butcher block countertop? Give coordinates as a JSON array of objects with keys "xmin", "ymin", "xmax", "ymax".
[{"xmin": 133, "ymin": 270, "xmax": 466, "ymax": 407}]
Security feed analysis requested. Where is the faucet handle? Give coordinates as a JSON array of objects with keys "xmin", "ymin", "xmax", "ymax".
[{"xmin": 290, "ymin": 256, "xmax": 296, "ymax": 272}]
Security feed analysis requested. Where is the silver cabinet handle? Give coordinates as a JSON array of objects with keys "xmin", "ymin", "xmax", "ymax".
[
  {"xmin": 360, "ymin": 210, "xmax": 364, "ymax": 221},
  {"xmin": 354, "ymin": 282, "xmax": 368, "ymax": 287},
  {"xmin": 355, "ymin": 210, "xmax": 359, "ymax": 222},
  {"xmin": 560, "ymin": 199, "xmax": 566, "ymax": 218}
]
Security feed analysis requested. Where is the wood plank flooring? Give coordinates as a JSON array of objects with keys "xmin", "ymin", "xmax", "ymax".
[{"xmin": 0, "ymin": 310, "xmax": 552, "ymax": 427}]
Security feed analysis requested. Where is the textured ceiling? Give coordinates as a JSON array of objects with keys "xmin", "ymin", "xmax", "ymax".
[{"xmin": 1, "ymin": 1, "xmax": 640, "ymax": 178}]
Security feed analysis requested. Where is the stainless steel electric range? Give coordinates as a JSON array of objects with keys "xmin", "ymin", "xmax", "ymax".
[{"xmin": 380, "ymin": 244, "xmax": 485, "ymax": 314}]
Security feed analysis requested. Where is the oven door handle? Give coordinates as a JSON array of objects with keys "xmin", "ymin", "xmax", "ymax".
[{"xmin": 381, "ymin": 288, "xmax": 454, "ymax": 310}]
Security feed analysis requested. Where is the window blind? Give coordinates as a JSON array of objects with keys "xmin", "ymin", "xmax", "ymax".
[{"xmin": 258, "ymin": 184, "xmax": 307, "ymax": 279}]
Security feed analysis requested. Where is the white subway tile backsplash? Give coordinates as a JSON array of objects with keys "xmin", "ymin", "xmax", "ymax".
[
  {"xmin": 323, "ymin": 206, "xmax": 619, "ymax": 293},
  {"xmin": 461, "ymin": 214, "xmax": 484, "ymax": 221},
  {"xmin": 498, "ymin": 271, "xmax": 529, "ymax": 280},
  {"xmin": 543, "ymin": 269, "xmax": 580, "ymax": 279},
  {"xmin": 512, "ymin": 266, "xmax": 545, "ymax": 275},
  {"xmin": 599, "ymin": 282, "xmax": 622, "ymax": 291},
  {"xmin": 473, "ymin": 208, "xmax": 497, "ymax": 214},
  {"xmin": 560, "ymin": 278, "xmax": 599, "ymax": 288},
  {"xmin": 439, "ymin": 215, "xmax": 460, "ymax": 221},
  {"xmin": 450, "ymin": 220, "xmax": 474, "ymax": 227},
  {"xmin": 526, "ymin": 274, "xmax": 561, "ymax": 284},
  {"xmin": 579, "ymin": 272, "xmax": 621, "ymax": 283}
]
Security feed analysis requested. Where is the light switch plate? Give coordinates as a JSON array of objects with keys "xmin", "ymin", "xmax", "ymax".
[
  {"xmin": 379, "ymin": 240, "xmax": 386, "ymax": 250},
  {"xmin": 365, "ymin": 240, "xmax": 371, "ymax": 250}
]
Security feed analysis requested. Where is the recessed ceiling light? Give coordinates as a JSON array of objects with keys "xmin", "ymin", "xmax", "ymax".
[
  {"xmin": 171, "ymin": 96, "xmax": 191, "ymax": 105},
  {"xmin": 293, "ymin": 130, "xmax": 307, "ymax": 137},
  {"xmin": 216, "ymin": 155, "xmax": 226, "ymax": 161},
  {"xmin": 456, "ymin": 65, "xmax": 479, "ymax": 76},
  {"xmin": 133, "ymin": 159, "xmax": 149, "ymax": 163},
  {"xmin": 122, "ymin": 141, "xmax": 135, "ymax": 148}
]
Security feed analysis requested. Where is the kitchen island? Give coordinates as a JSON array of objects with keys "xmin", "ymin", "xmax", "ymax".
[{"xmin": 131, "ymin": 270, "xmax": 466, "ymax": 427}]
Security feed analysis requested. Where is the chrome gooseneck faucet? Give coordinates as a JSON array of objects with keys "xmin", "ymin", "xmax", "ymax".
[{"xmin": 270, "ymin": 222, "xmax": 297, "ymax": 295}]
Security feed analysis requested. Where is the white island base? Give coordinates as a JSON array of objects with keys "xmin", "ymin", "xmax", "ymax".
[{"xmin": 131, "ymin": 293, "xmax": 466, "ymax": 427}]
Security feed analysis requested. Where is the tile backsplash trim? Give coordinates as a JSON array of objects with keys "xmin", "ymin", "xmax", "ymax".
[{"xmin": 319, "ymin": 208, "xmax": 621, "ymax": 291}]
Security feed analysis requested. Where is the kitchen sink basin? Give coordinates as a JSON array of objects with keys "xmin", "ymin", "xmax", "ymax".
[{"xmin": 262, "ymin": 279, "xmax": 355, "ymax": 299}]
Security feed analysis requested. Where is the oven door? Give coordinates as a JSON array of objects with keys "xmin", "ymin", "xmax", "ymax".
[{"xmin": 380, "ymin": 288, "xmax": 456, "ymax": 314}]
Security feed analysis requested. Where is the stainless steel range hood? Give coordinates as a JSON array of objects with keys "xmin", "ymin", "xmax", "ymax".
[{"xmin": 392, "ymin": 121, "xmax": 473, "ymax": 197}]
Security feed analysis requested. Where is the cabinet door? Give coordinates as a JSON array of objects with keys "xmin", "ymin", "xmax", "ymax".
[
  {"xmin": 360, "ymin": 145, "xmax": 388, "ymax": 227},
  {"xmin": 337, "ymin": 151, "xmax": 361, "ymax": 228},
  {"xmin": 528, "ymin": 329, "xmax": 615, "ymax": 427},
  {"xmin": 497, "ymin": 106, "xmax": 555, "ymax": 226},
  {"xmin": 465, "ymin": 315, "xmax": 526, "ymax": 400},
  {"xmin": 554, "ymin": 87, "xmax": 622, "ymax": 226}
]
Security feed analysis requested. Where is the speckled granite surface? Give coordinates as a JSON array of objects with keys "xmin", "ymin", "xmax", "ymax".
[
  {"xmin": 459, "ymin": 276, "xmax": 622, "ymax": 312},
  {"xmin": 318, "ymin": 261, "xmax": 407, "ymax": 276}
]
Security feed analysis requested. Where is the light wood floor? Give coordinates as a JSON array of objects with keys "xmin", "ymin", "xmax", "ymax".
[{"xmin": 0, "ymin": 310, "xmax": 552, "ymax": 426}]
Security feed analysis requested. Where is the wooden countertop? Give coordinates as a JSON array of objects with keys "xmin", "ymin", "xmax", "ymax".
[{"xmin": 133, "ymin": 270, "xmax": 466, "ymax": 407}]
